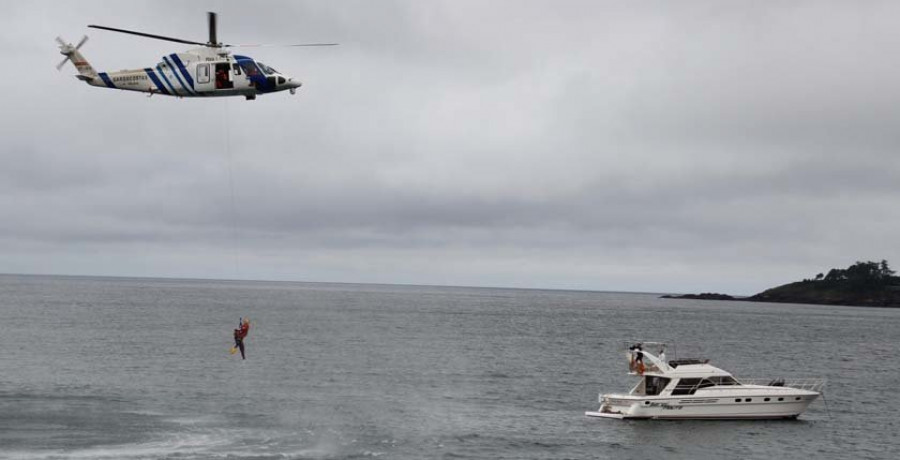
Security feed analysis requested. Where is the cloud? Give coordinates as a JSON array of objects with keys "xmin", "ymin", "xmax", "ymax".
[{"xmin": 1, "ymin": 1, "xmax": 898, "ymax": 294}]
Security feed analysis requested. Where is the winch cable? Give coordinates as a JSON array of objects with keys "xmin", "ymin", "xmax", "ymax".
[{"xmin": 223, "ymin": 97, "xmax": 239, "ymax": 279}]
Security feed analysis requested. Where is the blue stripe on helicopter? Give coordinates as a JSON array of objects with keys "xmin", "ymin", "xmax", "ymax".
[
  {"xmin": 144, "ymin": 68, "xmax": 170, "ymax": 95},
  {"xmin": 163, "ymin": 56, "xmax": 195, "ymax": 96},
  {"xmin": 156, "ymin": 64, "xmax": 178, "ymax": 95},
  {"xmin": 169, "ymin": 54, "xmax": 194, "ymax": 89},
  {"xmin": 98, "ymin": 72, "xmax": 115, "ymax": 88}
]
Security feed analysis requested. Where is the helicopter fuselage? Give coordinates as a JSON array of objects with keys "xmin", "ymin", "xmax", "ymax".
[
  {"xmin": 59, "ymin": 12, "xmax": 331, "ymax": 100},
  {"xmin": 87, "ymin": 48, "xmax": 300, "ymax": 100}
]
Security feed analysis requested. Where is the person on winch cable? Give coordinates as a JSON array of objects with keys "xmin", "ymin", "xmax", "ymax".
[{"xmin": 232, "ymin": 317, "xmax": 251, "ymax": 360}]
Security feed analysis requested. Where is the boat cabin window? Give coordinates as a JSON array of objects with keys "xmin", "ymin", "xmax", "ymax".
[
  {"xmin": 634, "ymin": 376, "xmax": 671, "ymax": 396},
  {"xmin": 672, "ymin": 377, "xmax": 737, "ymax": 395},
  {"xmin": 644, "ymin": 376, "xmax": 670, "ymax": 396},
  {"xmin": 239, "ymin": 61, "xmax": 261, "ymax": 77},
  {"xmin": 707, "ymin": 376, "xmax": 738, "ymax": 385},
  {"xmin": 671, "ymin": 378, "xmax": 702, "ymax": 395}
]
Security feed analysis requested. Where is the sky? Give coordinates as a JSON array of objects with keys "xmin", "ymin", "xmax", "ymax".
[{"xmin": 1, "ymin": 1, "xmax": 899, "ymax": 294}]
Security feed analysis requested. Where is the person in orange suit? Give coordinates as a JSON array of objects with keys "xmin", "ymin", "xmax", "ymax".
[{"xmin": 233, "ymin": 317, "xmax": 251, "ymax": 359}]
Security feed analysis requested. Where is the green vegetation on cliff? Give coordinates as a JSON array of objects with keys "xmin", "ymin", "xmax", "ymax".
[{"xmin": 749, "ymin": 260, "xmax": 900, "ymax": 307}]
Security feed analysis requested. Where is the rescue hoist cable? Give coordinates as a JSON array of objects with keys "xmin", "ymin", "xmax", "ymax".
[{"xmin": 223, "ymin": 97, "xmax": 239, "ymax": 278}]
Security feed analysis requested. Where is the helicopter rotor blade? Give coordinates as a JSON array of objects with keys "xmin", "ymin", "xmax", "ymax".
[
  {"xmin": 88, "ymin": 24, "xmax": 207, "ymax": 46},
  {"xmin": 208, "ymin": 11, "xmax": 218, "ymax": 46},
  {"xmin": 224, "ymin": 43, "xmax": 339, "ymax": 48},
  {"xmin": 55, "ymin": 36, "xmax": 67, "ymax": 47},
  {"xmin": 56, "ymin": 57, "xmax": 70, "ymax": 71},
  {"xmin": 75, "ymin": 35, "xmax": 89, "ymax": 49}
]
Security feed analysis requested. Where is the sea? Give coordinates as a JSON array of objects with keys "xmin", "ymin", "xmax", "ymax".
[{"xmin": 0, "ymin": 274, "xmax": 897, "ymax": 459}]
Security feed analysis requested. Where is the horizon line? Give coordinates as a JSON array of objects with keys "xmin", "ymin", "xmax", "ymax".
[{"xmin": 0, "ymin": 271, "xmax": 679, "ymax": 296}]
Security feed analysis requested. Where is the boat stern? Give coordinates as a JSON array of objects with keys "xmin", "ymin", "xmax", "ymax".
[
  {"xmin": 586, "ymin": 394, "xmax": 648, "ymax": 419},
  {"xmin": 585, "ymin": 410, "xmax": 625, "ymax": 419}
]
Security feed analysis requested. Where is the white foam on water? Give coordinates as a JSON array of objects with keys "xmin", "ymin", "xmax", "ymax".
[
  {"xmin": 165, "ymin": 413, "xmax": 223, "ymax": 426},
  {"xmin": 0, "ymin": 428, "xmax": 353, "ymax": 460},
  {"xmin": 2, "ymin": 430, "xmax": 237, "ymax": 460}
]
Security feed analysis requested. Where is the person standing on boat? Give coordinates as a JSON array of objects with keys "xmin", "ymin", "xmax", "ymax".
[
  {"xmin": 627, "ymin": 343, "xmax": 636, "ymax": 371},
  {"xmin": 635, "ymin": 345, "xmax": 644, "ymax": 374},
  {"xmin": 629, "ymin": 343, "xmax": 644, "ymax": 373}
]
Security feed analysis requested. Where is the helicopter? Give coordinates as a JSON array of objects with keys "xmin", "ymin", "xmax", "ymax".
[{"xmin": 57, "ymin": 12, "xmax": 336, "ymax": 100}]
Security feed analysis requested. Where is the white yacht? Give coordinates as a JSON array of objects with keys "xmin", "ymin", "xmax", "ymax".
[{"xmin": 585, "ymin": 342, "xmax": 825, "ymax": 420}]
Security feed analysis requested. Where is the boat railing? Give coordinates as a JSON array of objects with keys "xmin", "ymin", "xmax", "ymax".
[
  {"xmin": 622, "ymin": 340, "xmax": 675, "ymax": 374},
  {"xmin": 736, "ymin": 377, "xmax": 827, "ymax": 392},
  {"xmin": 621, "ymin": 341, "xmax": 674, "ymax": 358}
]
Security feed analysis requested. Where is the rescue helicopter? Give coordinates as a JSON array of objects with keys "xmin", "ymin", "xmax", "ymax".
[{"xmin": 56, "ymin": 12, "xmax": 336, "ymax": 100}]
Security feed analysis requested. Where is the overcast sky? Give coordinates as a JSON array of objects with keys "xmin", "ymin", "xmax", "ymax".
[{"xmin": 1, "ymin": 1, "xmax": 899, "ymax": 294}]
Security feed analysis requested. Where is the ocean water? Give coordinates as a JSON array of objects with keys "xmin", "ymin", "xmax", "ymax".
[{"xmin": 0, "ymin": 274, "xmax": 897, "ymax": 459}]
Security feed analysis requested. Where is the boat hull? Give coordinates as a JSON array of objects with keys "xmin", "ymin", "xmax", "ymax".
[
  {"xmin": 587, "ymin": 393, "xmax": 818, "ymax": 420},
  {"xmin": 585, "ymin": 411, "xmax": 801, "ymax": 420}
]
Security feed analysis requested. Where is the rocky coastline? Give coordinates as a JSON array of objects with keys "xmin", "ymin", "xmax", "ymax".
[{"xmin": 662, "ymin": 260, "xmax": 900, "ymax": 308}]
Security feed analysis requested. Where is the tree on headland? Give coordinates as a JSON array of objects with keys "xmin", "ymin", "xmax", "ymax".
[
  {"xmin": 819, "ymin": 260, "xmax": 896, "ymax": 286},
  {"xmin": 664, "ymin": 259, "xmax": 900, "ymax": 307},
  {"xmin": 881, "ymin": 260, "xmax": 895, "ymax": 277},
  {"xmin": 748, "ymin": 259, "xmax": 900, "ymax": 307}
]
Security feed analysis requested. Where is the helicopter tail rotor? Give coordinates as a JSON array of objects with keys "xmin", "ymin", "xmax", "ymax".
[{"xmin": 56, "ymin": 35, "xmax": 96, "ymax": 76}]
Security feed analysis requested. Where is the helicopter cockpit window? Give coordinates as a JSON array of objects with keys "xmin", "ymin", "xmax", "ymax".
[
  {"xmin": 257, "ymin": 63, "xmax": 278, "ymax": 75},
  {"xmin": 239, "ymin": 61, "xmax": 261, "ymax": 77}
]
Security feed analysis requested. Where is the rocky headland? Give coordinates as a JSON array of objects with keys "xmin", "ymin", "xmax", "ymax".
[{"xmin": 662, "ymin": 260, "xmax": 900, "ymax": 308}]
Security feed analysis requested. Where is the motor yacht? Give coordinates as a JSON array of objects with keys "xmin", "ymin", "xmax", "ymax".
[{"xmin": 585, "ymin": 341, "xmax": 825, "ymax": 420}]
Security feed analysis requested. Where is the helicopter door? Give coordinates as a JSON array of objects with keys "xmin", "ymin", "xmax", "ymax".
[
  {"xmin": 214, "ymin": 63, "xmax": 233, "ymax": 89},
  {"xmin": 235, "ymin": 61, "xmax": 266, "ymax": 92},
  {"xmin": 195, "ymin": 63, "xmax": 213, "ymax": 93},
  {"xmin": 232, "ymin": 63, "xmax": 250, "ymax": 90}
]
